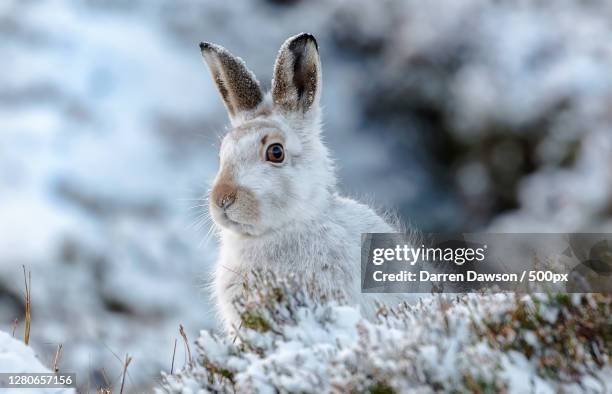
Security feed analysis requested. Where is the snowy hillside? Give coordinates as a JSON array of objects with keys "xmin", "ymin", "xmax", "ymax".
[
  {"xmin": 332, "ymin": 0, "xmax": 612, "ymax": 231},
  {"xmin": 160, "ymin": 273, "xmax": 612, "ymax": 393},
  {"xmin": 0, "ymin": 331, "xmax": 74, "ymax": 394}
]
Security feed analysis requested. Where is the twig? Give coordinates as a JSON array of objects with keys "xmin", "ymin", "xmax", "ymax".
[
  {"xmin": 22, "ymin": 266, "xmax": 31, "ymax": 345},
  {"xmin": 87, "ymin": 354, "xmax": 92, "ymax": 394},
  {"xmin": 119, "ymin": 354, "xmax": 132, "ymax": 394},
  {"xmin": 101, "ymin": 342, "xmax": 134, "ymax": 388},
  {"xmin": 100, "ymin": 368, "xmax": 112, "ymax": 392},
  {"xmin": 170, "ymin": 338, "xmax": 178, "ymax": 375},
  {"xmin": 52, "ymin": 344, "xmax": 63, "ymax": 373},
  {"xmin": 232, "ymin": 321, "xmax": 243, "ymax": 344},
  {"xmin": 179, "ymin": 324, "xmax": 192, "ymax": 365},
  {"xmin": 11, "ymin": 319, "xmax": 18, "ymax": 337}
]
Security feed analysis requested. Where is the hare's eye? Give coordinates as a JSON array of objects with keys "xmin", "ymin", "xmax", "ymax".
[{"xmin": 266, "ymin": 143, "xmax": 285, "ymax": 163}]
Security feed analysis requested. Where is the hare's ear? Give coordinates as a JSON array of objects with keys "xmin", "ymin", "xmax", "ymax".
[
  {"xmin": 272, "ymin": 33, "xmax": 321, "ymax": 117},
  {"xmin": 200, "ymin": 42, "xmax": 263, "ymax": 124}
]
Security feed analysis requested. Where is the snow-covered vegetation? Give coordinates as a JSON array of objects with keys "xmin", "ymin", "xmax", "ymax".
[{"xmin": 160, "ymin": 272, "xmax": 611, "ymax": 393}]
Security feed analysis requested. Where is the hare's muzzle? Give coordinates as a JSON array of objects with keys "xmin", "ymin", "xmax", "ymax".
[{"xmin": 212, "ymin": 182, "xmax": 237, "ymax": 210}]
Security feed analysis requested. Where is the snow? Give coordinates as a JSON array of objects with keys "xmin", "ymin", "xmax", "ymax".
[
  {"xmin": 0, "ymin": 332, "xmax": 48, "ymax": 373},
  {"xmin": 500, "ymin": 351, "xmax": 555, "ymax": 394},
  {"xmin": 0, "ymin": 331, "xmax": 74, "ymax": 394}
]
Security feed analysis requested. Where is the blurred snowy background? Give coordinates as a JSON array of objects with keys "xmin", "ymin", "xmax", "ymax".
[{"xmin": 1, "ymin": 0, "xmax": 612, "ymax": 392}]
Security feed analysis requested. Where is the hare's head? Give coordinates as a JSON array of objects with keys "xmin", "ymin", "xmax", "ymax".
[{"xmin": 201, "ymin": 34, "xmax": 335, "ymax": 236}]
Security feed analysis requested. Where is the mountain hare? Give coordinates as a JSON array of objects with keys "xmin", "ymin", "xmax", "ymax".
[{"xmin": 200, "ymin": 33, "xmax": 400, "ymax": 332}]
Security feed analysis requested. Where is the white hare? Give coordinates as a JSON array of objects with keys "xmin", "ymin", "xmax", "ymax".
[{"xmin": 200, "ymin": 33, "xmax": 402, "ymax": 332}]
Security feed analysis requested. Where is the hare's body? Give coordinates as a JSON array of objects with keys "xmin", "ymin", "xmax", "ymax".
[
  {"xmin": 215, "ymin": 194, "xmax": 394, "ymax": 329},
  {"xmin": 199, "ymin": 34, "xmax": 405, "ymax": 332}
]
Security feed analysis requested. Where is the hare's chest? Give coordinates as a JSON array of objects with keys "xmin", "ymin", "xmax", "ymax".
[{"xmin": 222, "ymin": 229, "xmax": 358, "ymax": 276}]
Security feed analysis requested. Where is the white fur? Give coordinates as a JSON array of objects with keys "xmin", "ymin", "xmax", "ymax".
[{"xmin": 214, "ymin": 191, "xmax": 399, "ymax": 330}]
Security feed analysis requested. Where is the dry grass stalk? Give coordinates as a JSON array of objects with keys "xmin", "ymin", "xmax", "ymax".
[
  {"xmin": 119, "ymin": 354, "xmax": 133, "ymax": 394},
  {"xmin": 179, "ymin": 324, "xmax": 192, "ymax": 365},
  {"xmin": 11, "ymin": 318, "xmax": 18, "ymax": 337},
  {"xmin": 22, "ymin": 266, "xmax": 31, "ymax": 345},
  {"xmin": 100, "ymin": 367, "xmax": 112, "ymax": 391},
  {"xmin": 52, "ymin": 344, "xmax": 63, "ymax": 373},
  {"xmin": 232, "ymin": 321, "xmax": 243, "ymax": 344},
  {"xmin": 170, "ymin": 338, "xmax": 178, "ymax": 375}
]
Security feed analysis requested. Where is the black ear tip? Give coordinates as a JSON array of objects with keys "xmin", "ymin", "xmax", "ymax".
[{"xmin": 291, "ymin": 33, "xmax": 318, "ymax": 52}]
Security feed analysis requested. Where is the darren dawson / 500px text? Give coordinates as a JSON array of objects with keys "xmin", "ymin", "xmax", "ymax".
[{"xmin": 372, "ymin": 270, "xmax": 519, "ymax": 283}]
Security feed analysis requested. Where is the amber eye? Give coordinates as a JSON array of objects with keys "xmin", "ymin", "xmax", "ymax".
[{"xmin": 266, "ymin": 143, "xmax": 285, "ymax": 163}]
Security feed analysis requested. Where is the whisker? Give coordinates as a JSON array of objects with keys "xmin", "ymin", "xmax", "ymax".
[
  {"xmin": 198, "ymin": 221, "xmax": 218, "ymax": 248},
  {"xmin": 187, "ymin": 204, "xmax": 208, "ymax": 210}
]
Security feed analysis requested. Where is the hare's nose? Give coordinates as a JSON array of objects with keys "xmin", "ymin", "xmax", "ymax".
[{"xmin": 212, "ymin": 182, "xmax": 237, "ymax": 210}]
